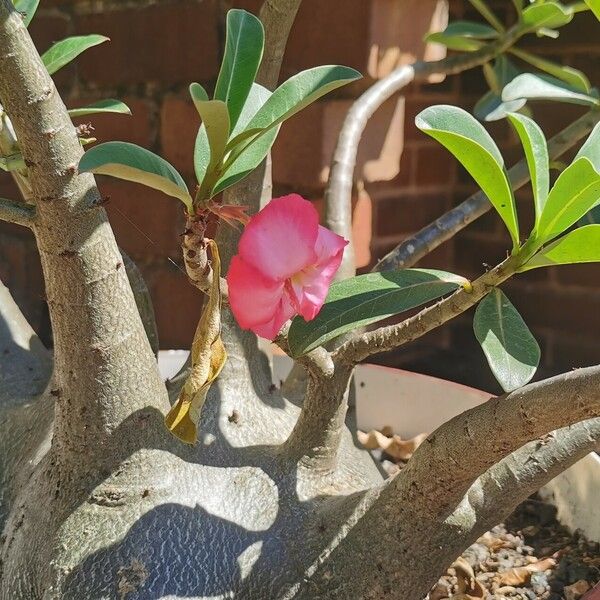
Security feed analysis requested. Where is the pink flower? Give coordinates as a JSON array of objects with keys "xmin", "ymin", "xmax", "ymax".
[{"xmin": 227, "ymin": 194, "xmax": 348, "ymax": 340}]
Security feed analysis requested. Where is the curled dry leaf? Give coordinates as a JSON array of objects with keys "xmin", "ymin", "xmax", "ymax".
[
  {"xmin": 496, "ymin": 556, "xmax": 556, "ymax": 586},
  {"xmin": 451, "ymin": 556, "xmax": 485, "ymax": 599},
  {"xmin": 357, "ymin": 428, "xmax": 428, "ymax": 461},
  {"xmin": 477, "ymin": 531, "xmax": 512, "ymax": 551},
  {"xmin": 165, "ymin": 239, "xmax": 227, "ymax": 444}
]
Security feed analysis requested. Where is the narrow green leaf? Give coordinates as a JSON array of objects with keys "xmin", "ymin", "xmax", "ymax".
[
  {"xmin": 228, "ymin": 65, "xmax": 361, "ymax": 148},
  {"xmin": 507, "ymin": 113, "xmax": 549, "ymax": 225},
  {"xmin": 443, "ymin": 20, "xmax": 499, "ymax": 38},
  {"xmin": 288, "ymin": 269, "xmax": 468, "ymax": 357},
  {"xmin": 425, "ymin": 32, "xmax": 485, "ymax": 51},
  {"xmin": 520, "ymin": 225, "xmax": 600, "ymax": 270},
  {"xmin": 537, "ymin": 157, "xmax": 600, "ymax": 242},
  {"xmin": 212, "ymin": 84, "xmax": 278, "ymax": 195},
  {"xmin": 189, "ymin": 82, "xmax": 209, "ymax": 105},
  {"xmin": 474, "ymin": 91, "xmax": 526, "ymax": 121},
  {"xmin": 68, "ymin": 99, "xmax": 131, "ymax": 118},
  {"xmin": 473, "ymin": 289, "xmax": 540, "ymax": 392},
  {"xmin": 502, "ymin": 73, "xmax": 600, "ymax": 106},
  {"xmin": 214, "ymin": 9, "xmax": 264, "ymax": 130},
  {"xmin": 416, "ymin": 105, "xmax": 519, "ymax": 247},
  {"xmin": 584, "ymin": 0, "xmax": 600, "ymax": 20},
  {"xmin": 192, "ymin": 100, "xmax": 230, "ymax": 184},
  {"xmin": 41, "ymin": 35, "xmax": 109, "ymax": 75},
  {"xmin": 510, "ymin": 48, "xmax": 591, "ymax": 91},
  {"xmin": 521, "ymin": 1, "xmax": 574, "ymax": 30},
  {"xmin": 13, "ymin": 0, "xmax": 39, "ymax": 26},
  {"xmin": 574, "ymin": 121, "xmax": 600, "ymax": 172},
  {"xmin": 79, "ymin": 141, "xmax": 192, "ymax": 211}
]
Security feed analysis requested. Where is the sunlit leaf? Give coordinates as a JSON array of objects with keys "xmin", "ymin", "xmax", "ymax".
[
  {"xmin": 521, "ymin": 1, "xmax": 573, "ymax": 30},
  {"xmin": 537, "ymin": 157, "xmax": 600, "ymax": 243},
  {"xmin": 584, "ymin": 0, "xmax": 600, "ymax": 20},
  {"xmin": 68, "ymin": 99, "xmax": 131, "ymax": 118},
  {"xmin": 502, "ymin": 73, "xmax": 600, "ymax": 106},
  {"xmin": 416, "ymin": 105, "xmax": 519, "ymax": 247},
  {"xmin": 510, "ymin": 48, "xmax": 591, "ymax": 92},
  {"xmin": 79, "ymin": 141, "xmax": 192, "ymax": 211},
  {"xmin": 473, "ymin": 289, "xmax": 540, "ymax": 392},
  {"xmin": 288, "ymin": 269, "xmax": 468, "ymax": 357},
  {"xmin": 520, "ymin": 225, "xmax": 600, "ymax": 270},
  {"xmin": 214, "ymin": 9, "xmax": 264, "ymax": 130},
  {"xmin": 507, "ymin": 112, "xmax": 549, "ymax": 225},
  {"xmin": 41, "ymin": 35, "xmax": 109, "ymax": 75},
  {"xmin": 425, "ymin": 32, "xmax": 485, "ymax": 51}
]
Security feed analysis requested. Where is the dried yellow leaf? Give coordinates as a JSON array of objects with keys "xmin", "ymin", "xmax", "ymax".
[{"xmin": 165, "ymin": 239, "xmax": 227, "ymax": 444}]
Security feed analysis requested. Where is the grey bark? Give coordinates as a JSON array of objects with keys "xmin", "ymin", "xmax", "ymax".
[{"xmin": 0, "ymin": 1, "xmax": 599, "ymax": 598}]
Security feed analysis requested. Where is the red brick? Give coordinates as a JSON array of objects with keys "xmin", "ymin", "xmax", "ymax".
[
  {"xmin": 75, "ymin": 1, "xmax": 219, "ymax": 87},
  {"xmin": 160, "ymin": 95, "xmax": 200, "ymax": 179},
  {"xmin": 371, "ymin": 234, "xmax": 454, "ymax": 270},
  {"xmin": 555, "ymin": 263, "xmax": 600, "ymax": 289},
  {"xmin": 149, "ymin": 264, "xmax": 203, "ymax": 349},
  {"xmin": 549, "ymin": 332, "xmax": 600, "ymax": 371},
  {"xmin": 374, "ymin": 190, "xmax": 451, "ymax": 237},
  {"xmin": 454, "ymin": 234, "xmax": 512, "ymax": 277},
  {"xmin": 69, "ymin": 96, "xmax": 154, "ymax": 147},
  {"xmin": 102, "ymin": 180, "xmax": 186, "ymax": 259},
  {"xmin": 415, "ymin": 144, "xmax": 456, "ymax": 187},
  {"xmin": 272, "ymin": 95, "xmax": 405, "ymax": 188}
]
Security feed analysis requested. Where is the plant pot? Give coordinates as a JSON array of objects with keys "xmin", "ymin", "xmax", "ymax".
[{"xmin": 158, "ymin": 350, "xmax": 600, "ymax": 543}]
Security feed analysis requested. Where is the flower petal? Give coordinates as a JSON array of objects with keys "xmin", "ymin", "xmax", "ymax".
[
  {"xmin": 239, "ymin": 194, "xmax": 319, "ymax": 279},
  {"xmin": 227, "ymin": 256, "xmax": 294, "ymax": 339},
  {"xmin": 289, "ymin": 226, "xmax": 348, "ymax": 321}
]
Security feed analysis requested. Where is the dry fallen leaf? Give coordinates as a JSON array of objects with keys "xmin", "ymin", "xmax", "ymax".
[
  {"xmin": 165, "ymin": 239, "xmax": 227, "ymax": 444},
  {"xmin": 565, "ymin": 580, "xmax": 591, "ymax": 600},
  {"xmin": 451, "ymin": 556, "xmax": 485, "ymax": 599},
  {"xmin": 477, "ymin": 531, "xmax": 512, "ymax": 551},
  {"xmin": 496, "ymin": 557, "xmax": 556, "ymax": 586},
  {"xmin": 357, "ymin": 428, "xmax": 428, "ymax": 461}
]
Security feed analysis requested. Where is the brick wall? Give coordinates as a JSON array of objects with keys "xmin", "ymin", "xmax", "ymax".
[{"xmin": 1, "ymin": 0, "xmax": 599, "ymax": 391}]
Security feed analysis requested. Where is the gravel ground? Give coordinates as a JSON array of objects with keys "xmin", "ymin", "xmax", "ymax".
[{"xmin": 358, "ymin": 430, "xmax": 600, "ymax": 600}]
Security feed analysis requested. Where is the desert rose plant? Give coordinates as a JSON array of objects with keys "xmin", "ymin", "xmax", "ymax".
[{"xmin": 0, "ymin": 0, "xmax": 599, "ymax": 598}]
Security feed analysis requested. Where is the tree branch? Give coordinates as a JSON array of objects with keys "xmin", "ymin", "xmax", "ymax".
[
  {"xmin": 0, "ymin": 0, "xmax": 169, "ymax": 457},
  {"xmin": 257, "ymin": 0, "xmax": 302, "ymax": 89},
  {"xmin": 325, "ymin": 26, "xmax": 524, "ymax": 281},
  {"xmin": 335, "ymin": 251, "xmax": 521, "ymax": 365},
  {"xmin": 374, "ymin": 109, "xmax": 600, "ymax": 272},
  {"xmin": 295, "ymin": 369, "xmax": 600, "ymax": 599},
  {"xmin": 0, "ymin": 196, "xmax": 33, "ymax": 227}
]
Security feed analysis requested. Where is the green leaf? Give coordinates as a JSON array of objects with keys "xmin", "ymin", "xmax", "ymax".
[
  {"xmin": 79, "ymin": 141, "xmax": 192, "ymax": 211},
  {"xmin": 574, "ymin": 121, "xmax": 600, "ymax": 172},
  {"xmin": 416, "ymin": 105, "xmax": 519, "ymax": 247},
  {"xmin": 443, "ymin": 20, "xmax": 500, "ymax": 38},
  {"xmin": 212, "ymin": 83, "xmax": 278, "ymax": 195},
  {"xmin": 521, "ymin": 1, "xmax": 574, "ymax": 30},
  {"xmin": 584, "ymin": 0, "xmax": 600, "ymax": 20},
  {"xmin": 288, "ymin": 269, "xmax": 468, "ymax": 357},
  {"xmin": 537, "ymin": 157, "xmax": 600, "ymax": 243},
  {"xmin": 13, "ymin": 0, "xmax": 39, "ymax": 26},
  {"xmin": 473, "ymin": 289, "xmax": 540, "ymax": 392},
  {"xmin": 228, "ymin": 65, "xmax": 361, "ymax": 148},
  {"xmin": 68, "ymin": 99, "xmax": 131, "ymax": 118},
  {"xmin": 510, "ymin": 48, "xmax": 591, "ymax": 92},
  {"xmin": 191, "ymin": 99, "xmax": 230, "ymax": 184},
  {"xmin": 502, "ymin": 73, "xmax": 599, "ymax": 106},
  {"xmin": 425, "ymin": 32, "xmax": 485, "ymax": 51},
  {"xmin": 474, "ymin": 91, "xmax": 526, "ymax": 121},
  {"xmin": 520, "ymin": 225, "xmax": 600, "ymax": 270},
  {"xmin": 189, "ymin": 82, "xmax": 209, "ymax": 105},
  {"xmin": 41, "ymin": 35, "xmax": 109, "ymax": 75},
  {"xmin": 507, "ymin": 112, "xmax": 549, "ymax": 226},
  {"xmin": 214, "ymin": 9, "xmax": 264, "ymax": 130}
]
